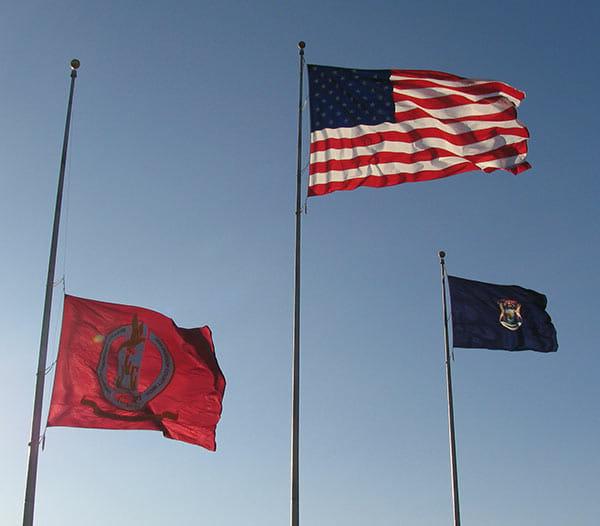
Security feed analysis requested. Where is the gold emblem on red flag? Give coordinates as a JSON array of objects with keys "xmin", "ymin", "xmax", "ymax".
[{"xmin": 96, "ymin": 315, "xmax": 174, "ymax": 411}]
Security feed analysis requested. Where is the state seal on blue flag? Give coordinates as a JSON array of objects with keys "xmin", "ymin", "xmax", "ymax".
[{"xmin": 447, "ymin": 275, "xmax": 558, "ymax": 353}]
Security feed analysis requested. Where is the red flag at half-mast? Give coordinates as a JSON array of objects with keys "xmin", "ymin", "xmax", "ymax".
[{"xmin": 47, "ymin": 295, "xmax": 226, "ymax": 450}]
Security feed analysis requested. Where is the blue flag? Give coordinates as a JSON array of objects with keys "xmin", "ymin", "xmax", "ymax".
[{"xmin": 448, "ymin": 276, "xmax": 558, "ymax": 353}]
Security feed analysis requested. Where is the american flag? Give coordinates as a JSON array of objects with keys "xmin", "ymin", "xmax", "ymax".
[{"xmin": 307, "ymin": 65, "xmax": 530, "ymax": 197}]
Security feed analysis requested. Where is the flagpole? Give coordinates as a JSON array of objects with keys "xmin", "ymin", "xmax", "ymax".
[
  {"xmin": 438, "ymin": 251, "xmax": 461, "ymax": 526},
  {"xmin": 291, "ymin": 40, "xmax": 305, "ymax": 526},
  {"xmin": 23, "ymin": 59, "xmax": 80, "ymax": 526}
]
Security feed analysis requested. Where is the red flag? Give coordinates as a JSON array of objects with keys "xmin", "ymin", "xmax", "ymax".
[{"xmin": 47, "ymin": 295, "xmax": 226, "ymax": 450}]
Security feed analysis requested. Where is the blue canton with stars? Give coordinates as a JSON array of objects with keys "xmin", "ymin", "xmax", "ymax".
[{"xmin": 307, "ymin": 64, "xmax": 395, "ymax": 132}]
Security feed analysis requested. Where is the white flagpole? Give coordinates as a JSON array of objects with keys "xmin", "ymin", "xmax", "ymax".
[
  {"xmin": 438, "ymin": 250, "xmax": 462, "ymax": 526},
  {"xmin": 22, "ymin": 59, "xmax": 80, "ymax": 526}
]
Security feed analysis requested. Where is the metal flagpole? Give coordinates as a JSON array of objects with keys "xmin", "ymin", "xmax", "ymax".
[
  {"xmin": 23, "ymin": 58, "xmax": 80, "ymax": 526},
  {"xmin": 438, "ymin": 251, "xmax": 461, "ymax": 526},
  {"xmin": 291, "ymin": 40, "xmax": 305, "ymax": 526}
]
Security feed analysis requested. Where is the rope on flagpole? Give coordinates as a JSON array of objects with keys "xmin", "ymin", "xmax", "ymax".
[
  {"xmin": 60, "ymin": 89, "xmax": 76, "ymax": 294},
  {"xmin": 44, "ymin": 360, "xmax": 57, "ymax": 375}
]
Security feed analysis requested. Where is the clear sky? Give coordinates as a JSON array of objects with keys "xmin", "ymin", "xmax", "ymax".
[{"xmin": 1, "ymin": 1, "xmax": 599, "ymax": 525}]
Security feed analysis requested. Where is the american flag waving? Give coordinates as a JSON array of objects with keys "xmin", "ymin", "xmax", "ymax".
[{"xmin": 307, "ymin": 65, "xmax": 530, "ymax": 197}]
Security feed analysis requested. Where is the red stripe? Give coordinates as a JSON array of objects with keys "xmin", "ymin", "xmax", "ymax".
[
  {"xmin": 391, "ymin": 77, "xmax": 524, "ymax": 102},
  {"xmin": 310, "ymin": 126, "xmax": 529, "ymax": 153},
  {"xmin": 510, "ymin": 161, "xmax": 531, "ymax": 174},
  {"xmin": 307, "ymin": 161, "xmax": 531, "ymax": 196},
  {"xmin": 393, "ymin": 91, "xmax": 508, "ymax": 109},
  {"xmin": 308, "ymin": 162, "xmax": 475, "ymax": 196},
  {"xmin": 309, "ymin": 141, "xmax": 528, "ymax": 175},
  {"xmin": 394, "ymin": 106, "xmax": 517, "ymax": 123}
]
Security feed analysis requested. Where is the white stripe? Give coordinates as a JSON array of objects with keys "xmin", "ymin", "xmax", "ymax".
[
  {"xmin": 311, "ymin": 119, "xmax": 527, "ymax": 143},
  {"xmin": 310, "ymin": 135, "xmax": 526, "ymax": 164},
  {"xmin": 394, "ymin": 98, "xmax": 514, "ymax": 120},
  {"xmin": 309, "ymin": 155, "xmax": 524, "ymax": 186},
  {"xmin": 310, "ymin": 157, "xmax": 470, "ymax": 183},
  {"xmin": 392, "ymin": 86, "xmax": 521, "ymax": 107},
  {"xmin": 476, "ymin": 153, "xmax": 528, "ymax": 170}
]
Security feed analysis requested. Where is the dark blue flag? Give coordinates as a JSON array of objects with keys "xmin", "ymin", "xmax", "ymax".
[{"xmin": 447, "ymin": 275, "xmax": 558, "ymax": 353}]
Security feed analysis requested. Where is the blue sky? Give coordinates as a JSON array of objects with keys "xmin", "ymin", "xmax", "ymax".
[{"xmin": 1, "ymin": 1, "xmax": 599, "ymax": 525}]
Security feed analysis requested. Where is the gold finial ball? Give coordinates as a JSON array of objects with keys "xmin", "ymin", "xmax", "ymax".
[
  {"xmin": 70, "ymin": 59, "xmax": 80, "ymax": 70},
  {"xmin": 298, "ymin": 41, "xmax": 306, "ymax": 49}
]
